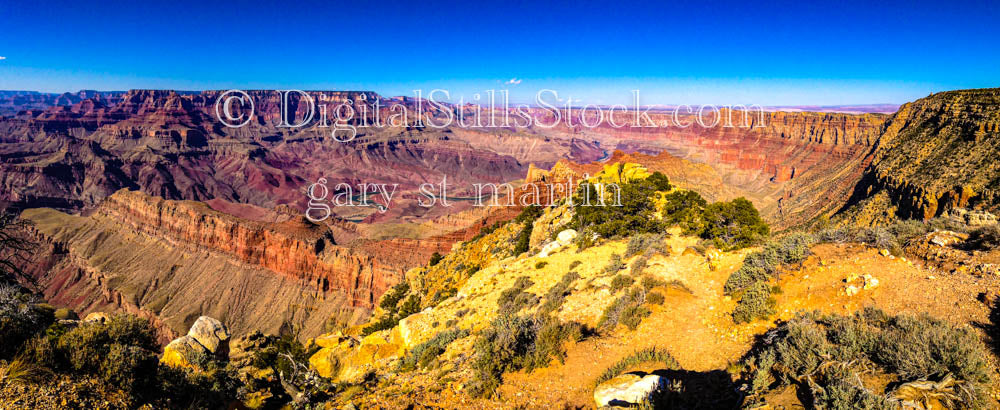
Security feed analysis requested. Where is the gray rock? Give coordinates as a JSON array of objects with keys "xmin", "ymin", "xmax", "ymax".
[{"xmin": 594, "ymin": 371, "xmax": 667, "ymax": 407}]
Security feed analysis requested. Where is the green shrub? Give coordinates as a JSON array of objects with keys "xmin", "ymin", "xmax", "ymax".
[
  {"xmin": 742, "ymin": 309, "xmax": 993, "ymax": 408},
  {"xmin": 731, "ymin": 282, "xmax": 775, "ymax": 324},
  {"xmin": 469, "ymin": 314, "xmax": 582, "ymax": 398},
  {"xmin": 660, "ymin": 190, "xmax": 709, "ymax": 235},
  {"xmin": 598, "ymin": 287, "xmax": 646, "ymax": 330},
  {"xmin": 967, "ymin": 224, "xmax": 1000, "ymax": 250},
  {"xmin": 379, "ymin": 281, "xmax": 410, "ymax": 312},
  {"xmin": 428, "ymin": 252, "xmax": 444, "ymax": 266},
  {"xmin": 609, "ymin": 275, "xmax": 634, "ymax": 293},
  {"xmin": 400, "ymin": 328, "xmax": 470, "ymax": 371},
  {"xmin": 646, "ymin": 292, "xmax": 665, "ymax": 305},
  {"xmin": 0, "ymin": 284, "xmax": 50, "ymax": 359},
  {"xmin": 570, "ymin": 175, "xmax": 667, "ymax": 239},
  {"xmin": 569, "ymin": 260, "xmax": 582, "ymax": 270},
  {"xmin": 535, "ymin": 261, "xmax": 548, "ymax": 269},
  {"xmin": 620, "ymin": 305, "xmax": 651, "ymax": 330},
  {"xmin": 539, "ymin": 272, "xmax": 580, "ymax": 315},
  {"xmin": 513, "ymin": 205, "xmax": 544, "ymax": 255},
  {"xmin": 701, "ymin": 198, "xmax": 769, "ymax": 251},
  {"xmin": 497, "ymin": 277, "xmax": 539, "ymax": 316},
  {"xmin": 364, "ymin": 283, "xmax": 422, "ymax": 336}
]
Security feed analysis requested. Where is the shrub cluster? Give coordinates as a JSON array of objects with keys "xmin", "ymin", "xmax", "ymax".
[
  {"xmin": 497, "ymin": 276, "xmax": 540, "ymax": 316},
  {"xmin": 0, "ymin": 284, "xmax": 49, "ymax": 359},
  {"xmin": 595, "ymin": 347, "xmax": 681, "ymax": 386},
  {"xmin": 538, "ymin": 271, "xmax": 580, "ymax": 315},
  {"xmin": 742, "ymin": 308, "xmax": 993, "ymax": 408},
  {"xmin": 399, "ymin": 328, "xmax": 470, "ymax": 372},
  {"xmin": 468, "ymin": 314, "xmax": 583, "ymax": 398},
  {"xmin": 363, "ymin": 282, "xmax": 421, "ymax": 336},
  {"xmin": 570, "ymin": 173, "xmax": 670, "ymax": 239},
  {"xmin": 598, "ymin": 287, "xmax": 649, "ymax": 331},
  {"xmin": 967, "ymin": 224, "xmax": 1000, "ymax": 251},
  {"xmin": 513, "ymin": 205, "xmax": 544, "ymax": 255},
  {"xmin": 724, "ymin": 233, "xmax": 816, "ymax": 324}
]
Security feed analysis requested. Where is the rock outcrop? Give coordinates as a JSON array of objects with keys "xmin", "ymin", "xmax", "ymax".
[{"xmin": 161, "ymin": 316, "xmax": 231, "ymax": 369}]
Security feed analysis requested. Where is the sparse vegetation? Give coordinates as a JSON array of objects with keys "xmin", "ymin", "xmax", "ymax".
[
  {"xmin": 731, "ymin": 281, "xmax": 776, "ymax": 324},
  {"xmin": 363, "ymin": 282, "xmax": 422, "ymax": 336},
  {"xmin": 742, "ymin": 309, "xmax": 993, "ymax": 409},
  {"xmin": 646, "ymin": 292, "xmax": 665, "ymax": 305},
  {"xmin": 539, "ymin": 271, "xmax": 580, "ymax": 315},
  {"xmin": 400, "ymin": 328, "xmax": 470, "ymax": 372},
  {"xmin": 595, "ymin": 347, "xmax": 681, "ymax": 386},
  {"xmin": 534, "ymin": 261, "xmax": 548, "ymax": 269},
  {"xmin": 513, "ymin": 205, "xmax": 544, "ymax": 255},
  {"xmin": 428, "ymin": 252, "xmax": 443, "ymax": 266},
  {"xmin": 497, "ymin": 276, "xmax": 540, "ymax": 316},
  {"xmin": 598, "ymin": 287, "xmax": 647, "ymax": 331},
  {"xmin": 602, "ymin": 253, "xmax": 625, "ymax": 275},
  {"xmin": 967, "ymin": 224, "xmax": 1000, "ymax": 250},
  {"xmin": 469, "ymin": 314, "xmax": 583, "ymax": 398},
  {"xmin": 609, "ymin": 274, "xmax": 634, "ymax": 293}
]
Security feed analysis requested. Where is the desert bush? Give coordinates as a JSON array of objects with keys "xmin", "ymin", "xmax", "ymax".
[
  {"xmin": 0, "ymin": 284, "xmax": 49, "ymax": 359},
  {"xmin": 535, "ymin": 261, "xmax": 548, "ymax": 269},
  {"xmin": 569, "ymin": 260, "xmax": 582, "ymax": 270},
  {"xmin": 609, "ymin": 274, "xmax": 634, "ymax": 293},
  {"xmin": 626, "ymin": 233, "xmax": 667, "ymax": 257},
  {"xmin": 701, "ymin": 198, "xmax": 770, "ymax": 251},
  {"xmin": 364, "ymin": 284, "xmax": 421, "ymax": 336},
  {"xmin": 598, "ymin": 287, "xmax": 646, "ymax": 330},
  {"xmin": 497, "ymin": 276, "xmax": 539, "ymax": 316},
  {"xmin": 513, "ymin": 205, "xmax": 544, "ymax": 255},
  {"xmin": 570, "ymin": 175, "xmax": 667, "ymax": 239},
  {"xmin": 379, "ymin": 281, "xmax": 410, "ymax": 312},
  {"xmin": 428, "ymin": 252, "xmax": 443, "ymax": 266},
  {"xmin": 967, "ymin": 224, "xmax": 1000, "ymax": 250},
  {"xmin": 660, "ymin": 190, "xmax": 709, "ymax": 236},
  {"xmin": 602, "ymin": 253, "xmax": 625, "ymax": 275},
  {"xmin": 724, "ymin": 233, "xmax": 816, "ymax": 297},
  {"xmin": 630, "ymin": 254, "xmax": 649, "ymax": 276},
  {"xmin": 742, "ymin": 309, "xmax": 993, "ymax": 408},
  {"xmin": 595, "ymin": 347, "xmax": 681, "ymax": 386},
  {"xmin": 539, "ymin": 271, "xmax": 580, "ymax": 315},
  {"xmin": 731, "ymin": 282, "xmax": 775, "ymax": 324},
  {"xmin": 620, "ymin": 305, "xmax": 651, "ymax": 330},
  {"xmin": 646, "ymin": 292, "xmax": 665, "ymax": 305},
  {"xmin": 469, "ymin": 314, "xmax": 582, "ymax": 398},
  {"xmin": 400, "ymin": 328, "xmax": 470, "ymax": 371}
]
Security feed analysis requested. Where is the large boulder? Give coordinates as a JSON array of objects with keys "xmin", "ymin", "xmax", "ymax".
[
  {"xmin": 594, "ymin": 372, "xmax": 668, "ymax": 407},
  {"xmin": 160, "ymin": 316, "xmax": 231, "ymax": 369},
  {"xmin": 188, "ymin": 316, "xmax": 231, "ymax": 356},
  {"xmin": 161, "ymin": 335, "xmax": 207, "ymax": 369}
]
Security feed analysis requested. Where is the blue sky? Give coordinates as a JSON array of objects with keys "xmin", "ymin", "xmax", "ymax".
[{"xmin": 0, "ymin": 0, "xmax": 997, "ymax": 105}]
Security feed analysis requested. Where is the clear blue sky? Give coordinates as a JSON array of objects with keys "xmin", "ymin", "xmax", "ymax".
[{"xmin": 1, "ymin": 0, "xmax": 997, "ymax": 105}]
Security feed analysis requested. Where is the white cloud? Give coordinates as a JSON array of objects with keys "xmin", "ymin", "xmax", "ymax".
[
  {"xmin": 504, "ymin": 78, "xmax": 522, "ymax": 85},
  {"xmin": 0, "ymin": 56, "xmax": 6, "ymax": 60}
]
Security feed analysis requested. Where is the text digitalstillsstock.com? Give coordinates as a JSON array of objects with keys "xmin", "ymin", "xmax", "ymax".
[{"xmin": 215, "ymin": 89, "xmax": 768, "ymax": 141}]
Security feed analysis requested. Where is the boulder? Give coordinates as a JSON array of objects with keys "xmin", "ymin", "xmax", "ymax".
[
  {"xmin": 556, "ymin": 229, "xmax": 578, "ymax": 245},
  {"xmin": 187, "ymin": 316, "xmax": 231, "ymax": 355},
  {"xmin": 594, "ymin": 372, "xmax": 667, "ymax": 407},
  {"xmin": 83, "ymin": 312, "xmax": 110, "ymax": 323},
  {"xmin": 161, "ymin": 335, "xmax": 207, "ymax": 369}
]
